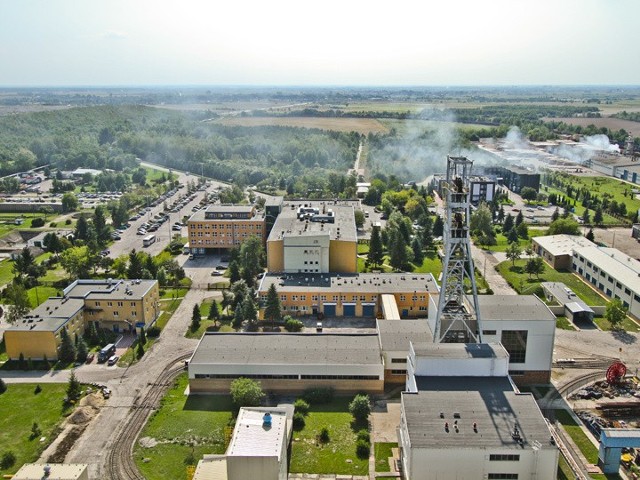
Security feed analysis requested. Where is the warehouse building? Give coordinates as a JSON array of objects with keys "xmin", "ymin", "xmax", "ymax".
[
  {"xmin": 398, "ymin": 342, "xmax": 558, "ymax": 480},
  {"xmin": 257, "ymin": 272, "xmax": 438, "ymax": 319},
  {"xmin": 266, "ymin": 201, "xmax": 358, "ymax": 274},
  {"xmin": 187, "ymin": 204, "xmax": 266, "ymax": 255},
  {"xmin": 482, "ymin": 165, "xmax": 540, "ymax": 193},
  {"xmin": 188, "ymin": 332, "xmax": 384, "ymax": 394},
  {"xmin": 532, "ymin": 234, "xmax": 595, "ymax": 269},
  {"xmin": 572, "ymin": 245, "xmax": 640, "ymax": 319},
  {"xmin": 4, "ymin": 279, "xmax": 159, "ymax": 360}
]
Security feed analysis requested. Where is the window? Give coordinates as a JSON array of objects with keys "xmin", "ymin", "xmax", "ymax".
[
  {"xmin": 332, "ymin": 295, "xmax": 338, "ymax": 301},
  {"xmin": 391, "ymin": 370, "xmax": 406, "ymax": 375},
  {"xmin": 117, "ymin": 301, "xmax": 123, "ymax": 307},
  {"xmin": 280, "ymin": 295, "xmax": 287, "ymax": 301},
  {"xmin": 490, "ymin": 454, "xmax": 520, "ymax": 461},
  {"xmin": 320, "ymin": 295, "xmax": 327, "ymax": 301},
  {"xmin": 113, "ymin": 311, "xmax": 119, "ymax": 317},
  {"xmin": 312, "ymin": 295, "xmax": 318, "ymax": 301},
  {"xmin": 483, "ymin": 330, "xmax": 497, "ymax": 336},
  {"xmin": 131, "ymin": 302, "xmax": 135, "ymax": 307},
  {"xmin": 501, "ymin": 330, "xmax": 527, "ymax": 363},
  {"xmin": 488, "ymin": 475, "xmax": 518, "ymax": 479},
  {"xmin": 95, "ymin": 301, "xmax": 101, "ymax": 307},
  {"xmin": 391, "ymin": 358, "xmax": 407, "ymax": 363},
  {"xmin": 107, "ymin": 302, "xmax": 113, "ymax": 307},
  {"xmin": 291, "ymin": 295, "xmax": 298, "ymax": 301},
  {"xmin": 300, "ymin": 295, "xmax": 306, "ymax": 301},
  {"xmin": 400, "ymin": 295, "xmax": 406, "ymax": 301}
]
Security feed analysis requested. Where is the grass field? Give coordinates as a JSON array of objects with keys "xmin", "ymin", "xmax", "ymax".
[
  {"xmin": 217, "ymin": 116, "xmax": 389, "ymax": 135},
  {"xmin": 184, "ymin": 299, "xmax": 234, "ymax": 339},
  {"xmin": 496, "ymin": 259, "xmax": 606, "ymax": 306},
  {"xmin": 133, "ymin": 374, "xmax": 233, "ymax": 480},
  {"xmin": 0, "ymin": 383, "xmax": 69, "ymax": 476},
  {"xmin": 556, "ymin": 316, "xmax": 577, "ymax": 330},
  {"xmin": 374, "ymin": 442, "xmax": 397, "ymax": 472},
  {"xmin": 554, "ymin": 409, "xmax": 599, "ymax": 464},
  {"xmin": 289, "ymin": 397, "xmax": 369, "ymax": 475},
  {"xmin": 594, "ymin": 315, "xmax": 640, "ymax": 332},
  {"xmin": 485, "ymin": 228, "xmax": 547, "ymax": 253},
  {"xmin": 379, "ymin": 118, "xmax": 496, "ymax": 134}
]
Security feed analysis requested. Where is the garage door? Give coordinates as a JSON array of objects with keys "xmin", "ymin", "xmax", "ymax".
[
  {"xmin": 362, "ymin": 304, "xmax": 375, "ymax": 317},
  {"xmin": 323, "ymin": 304, "xmax": 336, "ymax": 317},
  {"xmin": 343, "ymin": 304, "xmax": 356, "ymax": 316}
]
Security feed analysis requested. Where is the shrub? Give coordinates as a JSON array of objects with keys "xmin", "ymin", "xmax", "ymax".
[
  {"xmin": 146, "ymin": 326, "xmax": 161, "ymax": 337},
  {"xmin": 284, "ymin": 317, "xmax": 304, "ymax": 332},
  {"xmin": 303, "ymin": 387, "xmax": 334, "ymax": 404},
  {"xmin": 0, "ymin": 451, "xmax": 16, "ymax": 469},
  {"xmin": 34, "ymin": 384, "xmax": 42, "ymax": 394},
  {"xmin": 356, "ymin": 439, "xmax": 370, "ymax": 459},
  {"xmin": 30, "ymin": 422, "xmax": 41, "ymax": 440},
  {"xmin": 0, "ymin": 378, "xmax": 6, "ymax": 394},
  {"xmin": 356, "ymin": 429, "xmax": 370, "ymax": 443},
  {"xmin": 319, "ymin": 426, "xmax": 330, "ymax": 443},
  {"xmin": 349, "ymin": 394, "xmax": 371, "ymax": 422},
  {"xmin": 49, "ymin": 222, "xmax": 57, "ymax": 227},
  {"xmin": 230, "ymin": 377, "xmax": 265, "ymax": 407},
  {"xmin": 294, "ymin": 398, "xmax": 310, "ymax": 415},
  {"xmin": 31, "ymin": 218, "xmax": 45, "ymax": 228},
  {"xmin": 65, "ymin": 219, "xmax": 72, "ymax": 225},
  {"xmin": 292, "ymin": 412, "xmax": 306, "ymax": 431}
]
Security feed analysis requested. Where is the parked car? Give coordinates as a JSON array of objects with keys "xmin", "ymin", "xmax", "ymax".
[
  {"xmin": 216, "ymin": 264, "xmax": 226, "ymax": 270},
  {"xmin": 211, "ymin": 270, "xmax": 223, "ymax": 276},
  {"xmin": 85, "ymin": 353, "xmax": 95, "ymax": 364},
  {"xmin": 107, "ymin": 355, "xmax": 119, "ymax": 366}
]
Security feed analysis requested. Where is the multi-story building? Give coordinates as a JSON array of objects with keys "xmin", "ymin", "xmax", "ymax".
[
  {"xmin": 434, "ymin": 174, "xmax": 497, "ymax": 205},
  {"xmin": 266, "ymin": 201, "xmax": 357, "ymax": 274},
  {"xmin": 187, "ymin": 204, "xmax": 266, "ymax": 255},
  {"xmin": 572, "ymin": 245, "xmax": 640, "ymax": 319},
  {"xmin": 482, "ymin": 165, "xmax": 540, "ymax": 193},
  {"xmin": 4, "ymin": 279, "xmax": 159, "ymax": 360},
  {"xmin": 258, "ymin": 272, "xmax": 438, "ymax": 319}
]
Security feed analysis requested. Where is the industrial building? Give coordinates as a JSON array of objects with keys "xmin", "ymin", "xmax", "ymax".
[
  {"xmin": 257, "ymin": 272, "xmax": 438, "ymax": 319},
  {"xmin": 433, "ymin": 174, "xmax": 497, "ymax": 205},
  {"xmin": 187, "ymin": 204, "xmax": 266, "ymax": 255},
  {"xmin": 572, "ymin": 245, "xmax": 640, "ymax": 319},
  {"xmin": 188, "ymin": 332, "xmax": 384, "ymax": 394},
  {"xmin": 266, "ymin": 200, "xmax": 358, "ymax": 274},
  {"xmin": 11, "ymin": 464, "xmax": 89, "ymax": 480},
  {"xmin": 193, "ymin": 406, "xmax": 293, "ymax": 480},
  {"xmin": 4, "ymin": 279, "xmax": 159, "ymax": 360},
  {"xmin": 532, "ymin": 234, "xmax": 595, "ymax": 269},
  {"xmin": 482, "ymin": 165, "xmax": 540, "ymax": 193},
  {"xmin": 399, "ymin": 342, "xmax": 558, "ymax": 480}
]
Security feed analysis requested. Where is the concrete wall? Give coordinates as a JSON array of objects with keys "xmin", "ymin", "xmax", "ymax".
[
  {"xmin": 267, "ymin": 239, "xmax": 284, "ymax": 272},
  {"xmin": 227, "ymin": 456, "xmax": 281, "ymax": 480},
  {"xmin": 283, "ymin": 234, "xmax": 330, "ymax": 273}
]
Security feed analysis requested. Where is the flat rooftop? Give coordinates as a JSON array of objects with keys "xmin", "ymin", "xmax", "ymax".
[
  {"xmin": 542, "ymin": 282, "xmax": 596, "ymax": 311},
  {"xmin": 377, "ymin": 319, "xmax": 433, "ymax": 352},
  {"xmin": 412, "ymin": 342, "xmax": 509, "ymax": 360},
  {"xmin": 534, "ymin": 234, "xmax": 594, "ymax": 257},
  {"xmin": 403, "ymin": 376, "xmax": 554, "ymax": 450},
  {"xmin": 9, "ymin": 297, "xmax": 84, "ymax": 332},
  {"xmin": 188, "ymin": 204, "xmax": 263, "ymax": 222},
  {"xmin": 477, "ymin": 295, "xmax": 556, "ymax": 322},
  {"xmin": 12, "ymin": 463, "xmax": 88, "ymax": 480},
  {"xmin": 228, "ymin": 408, "xmax": 288, "ymax": 457},
  {"xmin": 268, "ymin": 200, "xmax": 357, "ymax": 242},
  {"xmin": 259, "ymin": 272, "xmax": 438, "ymax": 294},
  {"xmin": 574, "ymin": 245, "xmax": 640, "ymax": 293},
  {"xmin": 64, "ymin": 279, "xmax": 155, "ymax": 300},
  {"xmin": 190, "ymin": 332, "xmax": 382, "ymax": 366}
]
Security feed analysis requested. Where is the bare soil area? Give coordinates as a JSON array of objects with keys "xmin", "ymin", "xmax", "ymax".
[
  {"xmin": 217, "ymin": 116, "xmax": 389, "ymax": 135},
  {"xmin": 546, "ymin": 117, "xmax": 640, "ymax": 137}
]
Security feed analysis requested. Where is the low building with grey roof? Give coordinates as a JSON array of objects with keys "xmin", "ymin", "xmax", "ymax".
[
  {"xmin": 532, "ymin": 234, "xmax": 595, "ymax": 269},
  {"xmin": 258, "ymin": 272, "xmax": 438, "ymax": 319},
  {"xmin": 188, "ymin": 332, "xmax": 383, "ymax": 394}
]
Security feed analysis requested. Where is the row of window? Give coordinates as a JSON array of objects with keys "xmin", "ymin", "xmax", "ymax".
[
  {"xmin": 195, "ymin": 374, "xmax": 297, "ymax": 379},
  {"xmin": 275, "ymin": 294, "xmax": 379, "ymax": 302},
  {"xmin": 194, "ymin": 374, "xmax": 380, "ymax": 380},
  {"xmin": 488, "ymin": 474, "xmax": 518, "ymax": 479},
  {"xmin": 191, "ymin": 223, "xmax": 261, "ymax": 230},
  {"xmin": 489, "ymin": 454, "xmax": 520, "ymax": 461},
  {"xmin": 93, "ymin": 301, "xmax": 137, "ymax": 307},
  {"xmin": 191, "ymin": 232, "xmax": 254, "ymax": 238},
  {"xmin": 87, "ymin": 310, "xmax": 137, "ymax": 317}
]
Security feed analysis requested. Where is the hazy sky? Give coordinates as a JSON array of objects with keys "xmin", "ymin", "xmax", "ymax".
[{"xmin": 0, "ymin": 0, "xmax": 638, "ymax": 87}]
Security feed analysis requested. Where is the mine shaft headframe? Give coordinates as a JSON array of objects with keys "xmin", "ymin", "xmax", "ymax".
[{"xmin": 444, "ymin": 155, "xmax": 474, "ymax": 194}]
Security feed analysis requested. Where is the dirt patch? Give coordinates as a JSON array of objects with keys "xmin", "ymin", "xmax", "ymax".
[
  {"xmin": 47, "ymin": 425, "xmax": 88, "ymax": 463},
  {"xmin": 80, "ymin": 392, "xmax": 106, "ymax": 409},
  {"xmin": 68, "ymin": 407, "xmax": 97, "ymax": 425},
  {"xmin": 217, "ymin": 116, "xmax": 389, "ymax": 135},
  {"xmin": 545, "ymin": 117, "xmax": 640, "ymax": 137}
]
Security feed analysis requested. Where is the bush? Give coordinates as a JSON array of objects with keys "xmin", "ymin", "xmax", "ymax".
[
  {"xmin": 349, "ymin": 394, "xmax": 371, "ymax": 422},
  {"xmin": 65, "ymin": 219, "xmax": 72, "ymax": 225},
  {"xmin": 292, "ymin": 412, "xmax": 306, "ymax": 431},
  {"xmin": 31, "ymin": 218, "xmax": 45, "ymax": 228},
  {"xmin": 0, "ymin": 378, "xmax": 6, "ymax": 394},
  {"xmin": 303, "ymin": 387, "xmax": 334, "ymax": 405},
  {"xmin": 49, "ymin": 222, "xmax": 57, "ymax": 228},
  {"xmin": 34, "ymin": 384, "xmax": 42, "ymax": 394},
  {"xmin": 146, "ymin": 326, "xmax": 161, "ymax": 337},
  {"xmin": 0, "ymin": 451, "xmax": 16, "ymax": 469},
  {"xmin": 294, "ymin": 398, "xmax": 310, "ymax": 415},
  {"xmin": 319, "ymin": 426, "xmax": 330, "ymax": 444},
  {"xmin": 356, "ymin": 439, "xmax": 370, "ymax": 459},
  {"xmin": 356, "ymin": 429, "xmax": 370, "ymax": 443},
  {"xmin": 284, "ymin": 317, "xmax": 304, "ymax": 332},
  {"xmin": 230, "ymin": 377, "xmax": 265, "ymax": 407}
]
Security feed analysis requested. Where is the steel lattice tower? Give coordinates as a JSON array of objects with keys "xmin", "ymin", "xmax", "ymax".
[{"xmin": 433, "ymin": 155, "xmax": 483, "ymax": 343}]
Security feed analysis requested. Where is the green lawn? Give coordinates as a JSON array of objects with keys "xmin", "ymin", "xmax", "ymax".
[
  {"xmin": 486, "ymin": 228, "xmax": 547, "ymax": 253},
  {"xmin": 26, "ymin": 286, "xmax": 58, "ymax": 308},
  {"xmin": 554, "ymin": 409, "xmax": 599, "ymax": 464},
  {"xmin": 160, "ymin": 287, "xmax": 189, "ymax": 299},
  {"xmin": 289, "ymin": 398, "xmax": 369, "ymax": 475},
  {"xmin": 0, "ymin": 258, "xmax": 15, "ymax": 287},
  {"xmin": 556, "ymin": 316, "xmax": 577, "ymax": 331},
  {"xmin": 375, "ymin": 442, "xmax": 397, "ymax": 472},
  {"xmin": 411, "ymin": 252, "xmax": 443, "ymax": 277},
  {"xmin": 133, "ymin": 374, "xmax": 233, "ymax": 480},
  {"xmin": 0, "ymin": 383, "xmax": 69, "ymax": 476},
  {"xmin": 594, "ymin": 315, "xmax": 640, "ymax": 333},
  {"xmin": 184, "ymin": 299, "xmax": 234, "ymax": 339},
  {"xmin": 496, "ymin": 259, "xmax": 606, "ymax": 306}
]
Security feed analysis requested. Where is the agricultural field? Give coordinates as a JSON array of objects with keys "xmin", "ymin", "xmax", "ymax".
[
  {"xmin": 547, "ymin": 117, "xmax": 640, "ymax": 137},
  {"xmin": 217, "ymin": 116, "xmax": 388, "ymax": 135}
]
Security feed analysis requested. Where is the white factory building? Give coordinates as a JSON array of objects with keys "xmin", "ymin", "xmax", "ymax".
[
  {"xmin": 399, "ymin": 342, "xmax": 558, "ymax": 480},
  {"xmin": 572, "ymin": 245, "xmax": 640, "ymax": 319}
]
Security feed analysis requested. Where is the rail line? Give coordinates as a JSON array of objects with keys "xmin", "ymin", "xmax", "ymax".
[{"xmin": 106, "ymin": 353, "xmax": 192, "ymax": 480}]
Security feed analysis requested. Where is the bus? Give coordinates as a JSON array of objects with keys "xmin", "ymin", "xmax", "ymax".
[
  {"xmin": 98, "ymin": 343, "xmax": 116, "ymax": 363},
  {"xmin": 142, "ymin": 234, "xmax": 156, "ymax": 247},
  {"xmin": 182, "ymin": 242, "xmax": 190, "ymax": 255}
]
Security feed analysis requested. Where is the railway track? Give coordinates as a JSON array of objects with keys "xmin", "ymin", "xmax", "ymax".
[{"xmin": 106, "ymin": 353, "xmax": 192, "ymax": 480}]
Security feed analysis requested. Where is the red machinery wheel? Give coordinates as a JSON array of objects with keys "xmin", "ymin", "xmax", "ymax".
[{"xmin": 606, "ymin": 361, "xmax": 627, "ymax": 384}]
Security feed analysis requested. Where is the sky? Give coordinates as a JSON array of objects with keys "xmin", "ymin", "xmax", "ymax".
[{"xmin": 0, "ymin": 0, "xmax": 638, "ymax": 87}]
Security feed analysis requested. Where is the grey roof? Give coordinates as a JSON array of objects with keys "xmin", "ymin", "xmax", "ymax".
[
  {"xmin": 403, "ymin": 376, "xmax": 554, "ymax": 449},
  {"xmin": 477, "ymin": 295, "xmax": 555, "ymax": 322},
  {"xmin": 377, "ymin": 320, "xmax": 433, "ymax": 351},
  {"xmin": 574, "ymin": 246, "xmax": 640, "ymax": 294},
  {"xmin": 9, "ymin": 297, "xmax": 84, "ymax": 332},
  {"xmin": 188, "ymin": 204, "xmax": 262, "ymax": 222},
  {"xmin": 542, "ymin": 282, "xmax": 596, "ymax": 310},
  {"xmin": 533, "ymin": 234, "xmax": 594, "ymax": 257},
  {"xmin": 504, "ymin": 165, "xmax": 539, "ymax": 176},
  {"xmin": 268, "ymin": 201, "xmax": 357, "ymax": 242},
  {"xmin": 64, "ymin": 279, "xmax": 155, "ymax": 300},
  {"xmin": 190, "ymin": 332, "xmax": 382, "ymax": 366},
  {"xmin": 259, "ymin": 273, "xmax": 439, "ymax": 295},
  {"xmin": 412, "ymin": 342, "xmax": 508, "ymax": 360}
]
